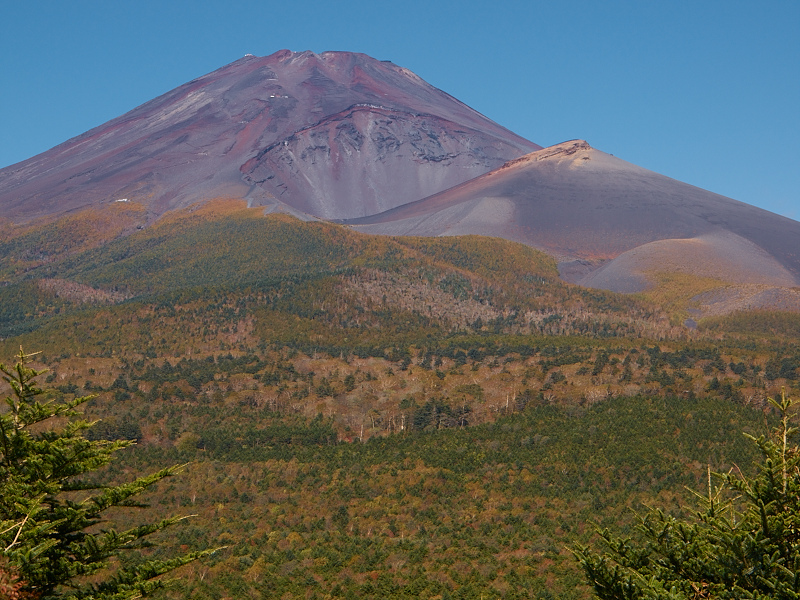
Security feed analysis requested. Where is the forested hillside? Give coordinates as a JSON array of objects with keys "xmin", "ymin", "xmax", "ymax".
[
  {"xmin": 1, "ymin": 200, "xmax": 799, "ymax": 598},
  {"xmin": 66, "ymin": 393, "xmax": 772, "ymax": 599}
]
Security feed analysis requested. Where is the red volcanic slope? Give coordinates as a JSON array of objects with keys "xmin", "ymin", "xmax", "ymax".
[
  {"xmin": 348, "ymin": 140, "xmax": 800, "ymax": 292},
  {"xmin": 0, "ymin": 51, "xmax": 538, "ymax": 223}
]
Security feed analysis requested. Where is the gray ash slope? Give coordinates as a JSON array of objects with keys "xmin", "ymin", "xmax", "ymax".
[{"xmin": 348, "ymin": 140, "xmax": 800, "ymax": 295}]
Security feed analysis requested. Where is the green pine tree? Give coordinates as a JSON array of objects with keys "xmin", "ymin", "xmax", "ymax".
[
  {"xmin": 0, "ymin": 348, "xmax": 214, "ymax": 599},
  {"xmin": 575, "ymin": 388, "xmax": 800, "ymax": 599}
]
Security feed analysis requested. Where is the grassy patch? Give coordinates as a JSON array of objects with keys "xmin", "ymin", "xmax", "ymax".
[{"xmin": 635, "ymin": 271, "xmax": 726, "ymax": 322}]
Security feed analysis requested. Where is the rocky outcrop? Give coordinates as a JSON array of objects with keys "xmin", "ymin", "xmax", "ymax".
[{"xmin": 241, "ymin": 106, "xmax": 529, "ymax": 219}]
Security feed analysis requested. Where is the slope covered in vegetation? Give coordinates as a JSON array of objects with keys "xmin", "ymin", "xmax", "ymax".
[{"xmin": 1, "ymin": 201, "xmax": 799, "ymax": 598}]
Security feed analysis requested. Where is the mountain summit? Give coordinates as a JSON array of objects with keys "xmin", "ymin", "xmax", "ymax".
[{"xmin": 0, "ymin": 50, "xmax": 538, "ymax": 223}]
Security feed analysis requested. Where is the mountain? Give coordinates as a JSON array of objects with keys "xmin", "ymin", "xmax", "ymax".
[
  {"xmin": 0, "ymin": 50, "xmax": 538, "ymax": 223},
  {"xmin": 1, "ymin": 52, "xmax": 797, "ymax": 316},
  {"xmin": 348, "ymin": 140, "xmax": 800, "ymax": 313},
  {"xmin": 2, "ymin": 52, "xmax": 800, "ymax": 600}
]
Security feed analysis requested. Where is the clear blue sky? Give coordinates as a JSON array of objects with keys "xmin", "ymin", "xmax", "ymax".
[{"xmin": 2, "ymin": 1, "xmax": 798, "ymax": 219}]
